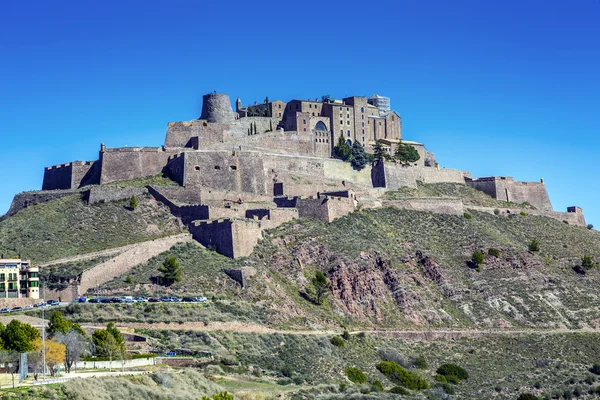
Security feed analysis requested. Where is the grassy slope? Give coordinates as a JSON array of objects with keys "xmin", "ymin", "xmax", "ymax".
[
  {"xmin": 139, "ymin": 329, "xmax": 600, "ymax": 400},
  {"xmin": 96, "ymin": 204, "xmax": 600, "ymax": 330},
  {"xmin": 0, "ymin": 192, "xmax": 183, "ymax": 263},
  {"xmin": 41, "ymin": 255, "xmax": 113, "ymax": 291},
  {"xmin": 384, "ymin": 181, "xmax": 533, "ymax": 208}
]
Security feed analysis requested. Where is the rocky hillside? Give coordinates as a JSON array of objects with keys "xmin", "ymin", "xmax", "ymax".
[{"xmin": 90, "ymin": 201, "xmax": 600, "ymax": 331}]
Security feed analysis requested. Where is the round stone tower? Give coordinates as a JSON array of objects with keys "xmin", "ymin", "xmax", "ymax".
[{"xmin": 200, "ymin": 93, "xmax": 235, "ymax": 123}]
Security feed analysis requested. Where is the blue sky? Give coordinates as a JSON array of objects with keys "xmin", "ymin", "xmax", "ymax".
[{"xmin": 0, "ymin": 1, "xmax": 598, "ymax": 227}]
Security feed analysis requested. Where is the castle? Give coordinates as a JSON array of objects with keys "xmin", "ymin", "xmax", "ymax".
[{"xmin": 12, "ymin": 92, "xmax": 585, "ymax": 259}]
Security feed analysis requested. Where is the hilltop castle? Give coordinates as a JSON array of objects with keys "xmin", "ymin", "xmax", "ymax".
[{"xmin": 12, "ymin": 92, "xmax": 585, "ymax": 259}]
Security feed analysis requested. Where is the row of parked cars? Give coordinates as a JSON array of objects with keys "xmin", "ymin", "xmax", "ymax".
[
  {"xmin": 0, "ymin": 300, "xmax": 60, "ymax": 313},
  {"xmin": 78, "ymin": 296, "xmax": 207, "ymax": 304}
]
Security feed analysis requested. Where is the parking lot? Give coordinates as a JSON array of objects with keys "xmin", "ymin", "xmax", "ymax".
[{"xmin": 0, "ymin": 296, "xmax": 208, "ymax": 314}]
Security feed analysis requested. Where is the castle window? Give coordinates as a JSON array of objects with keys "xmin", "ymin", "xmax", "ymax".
[
  {"xmin": 362, "ymin": 115, "xmax": 364, "ymax": 119},
  {"xmin": 303, "ymin": 119, "xmax": 306, "ymax": 124},
  {"xmin": 309, "ymin": 104, "xmax": 312, "ymax": 108},
  {"xmin": 339, "ymin": 107, "xmax": 342, "ymax": 110},
  {"xmin": 195, "ymin": 166, "xmax": 200, "ymax": 171},
  {"xmin": 312, "ymin": 113, "xmax": 315, "ymax": 116},
  {"xmin": 340, "ymin": 120, "xmax": 343, "ymax": 125},
  {"xmin": 315, "ymin": 139, "xmax": 318, "ymax": 142},
  {"xmin": 361, "ymin": 107, "xmax": 364, "ymax": 112},
  {"xmin": 214, "ymin": 166, "xmax": 221, "ymax": 170},
  {"xmin": 347, "ymin": 114, "xmax": 350, "ymax": 118},
  {"xmin": 347, "ymin": 121, "xmax": 350, "ymax": 125},
  {"xmin": 340, "ymin": 129, "xmax": 343, "ymax": 135},
  {"xmin": 303, "ymin": 128, "xmax": 306, "ymax": 131},
  {"xmin": 347, "ymin": 130, "xmax": 351, "ymax": 137},
  {"xmin": 392, "ymin": 116, "xmax": 395, "ymax": 121},
  {"xmin": 362, "ymin": 122, "xmax": 364, "ymax": 127},
  {"xmin": 346, "ymin": 107, "xmax": 349, "ymax": 111},
  {"xmin": 362, "ymin": 129, "xmax": 365, "ymax": 134},
  {"xmin": 229, "ymin": 165, "xmax": 237, "ymax": 171},
  {"xmin": 279, "ymin": 112, "xmax": 281, "ymax": 117},
  {"xmin": 279, "ymin": 104, "xmax": 281, "ymax": 108}
]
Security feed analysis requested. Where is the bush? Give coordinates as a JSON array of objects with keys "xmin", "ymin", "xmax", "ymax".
[
  {"xmin": 494, "ymin": 208, "xmax": 500, "ymax": 215},
  {"xmin": 528, "ymin": 239, "xmax": 540, "ymax": 252},
  {"xmin": 414, "ymin": 356, "xmax": 428, "ymax": 369},
  {"xmin": 435, "ymin": 382, "xmax": 455, "ymax": 395},
  {"xmin": 376, "ymin": 361, "xmax": 429, "ymax": 390},
  {"xmin": 342, "ymin": 330, "xmax": 351, "ymax": 341},
  {"xmin": 330, "ymin": 336, "xmax": 345, "ymax": 347},
  {"xmin": 281, "ymin": 365, "xmax": 293, "ymax": 378},
  {"xmin": 471, "ymin": 250, "xmax": 485, "ymax": 266},
  {"xmin": 436, "ymin": 364, "xmax": 468, "ymax": 381},
  {"xmin": 488, "ymin": 248, "xmax": 501, "ymax": 257},
  {"xmin": 590, "ymin": 363, "xmax": 600, "ymax": 375},
  {"xmin": 345, "ymin": 367, "xmax": 367, "ymax": 384},
  {"xmin": 371, "ymin": 380, "xmax": 384, "ymax": 392},
  {"xmin": 464, "ymin": 213, "xmax": 472, "ymax": 219},
  {"xmin": 445, "ymin": 374, "xmax": 460, "ymax": 384},
  {"xmin": 434, "ymin": 374, "xmax": 447, "ymax": 383},
  {"xmin": 388, "ymin": 386, "xmax": 409, "ymax": 395},
  {"xmin": 520, "ymin": 211, "xmax": 527, "ymax": 216},
  {"xmin": 582, "ymin": 255, "xmax": 595, "ymax": 270},
  {"xmin": 517, "ymin": 394, "xmax": 538, "ymax": 400}
]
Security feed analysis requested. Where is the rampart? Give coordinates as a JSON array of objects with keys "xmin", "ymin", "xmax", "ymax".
[
  {"xmin": 42, "ymin": 161, "xmax": 100, "ymax": 190},
  {"xmin": 87, "ymin": 186, "xmax": 147, "ymax": 205},
  {"xmin": 469, "ymin": 205, "xmax": 586, "ymax": 227},
  {"xmin": 99, "ymin": 147, "xmax": 178, "ymax": 184},
  {"xmin": 293, "ymin": 193, "xmax": 356, "ymax": 223},
  {"xmin": 380, "ymin": 198, "xmax": 465, "ymax": 216},
  {"xmin": 466, "ymin": 176, "xmax": 552, "ymax": 211},
  {"xmin": 147, "ymin": 186, "xmax": 209, "ymax": 225},
  {"xmin": 7, "ymin": 189, "xmax": 80, "ymax": 216},
  {"xmin": 189, "ymin": 218, "xmax": 262, "ymax": 258}
]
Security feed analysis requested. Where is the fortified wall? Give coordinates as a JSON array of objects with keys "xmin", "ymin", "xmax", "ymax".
[{"xmin": 465, "ymin": 176, "xmax": 552, "ymax": 211}]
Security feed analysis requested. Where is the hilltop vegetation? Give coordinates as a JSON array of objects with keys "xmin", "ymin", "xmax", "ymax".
[{"xmin": 0, "ymin": 193, "xmax": 183, "ymax": 263}]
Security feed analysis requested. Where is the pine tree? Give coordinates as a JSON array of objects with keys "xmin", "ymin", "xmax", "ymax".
[
  {"xmin": 253, "ymin": 122, "xmax": 257, "ymax": 135},
  {"xmin": 351, "ymin": 141, "xmax": 368, "ymax": 170},
  {"xmin": 372, "ymin": 141, "xmax": 387, "ymax": 162},
  {"xmin": 311, "ymin": 271, "xmax": 330, "ymax": 305},
  {"xmin": 158, "ymin": 256, "xmax": 182, "ymax": 286},
  {"xmin": 269, "ymin": 120, "xmax": 273, "ymax": 131},
  {"xmin": 129, "ymin": 195, "xmax": 138, "ymax": 210},
  {"xmin": 394, "ymin": 141, "xmax": 420, "ymax": 163},
  {"xmin": 334, "ymin": 134, "xmax": 352, "ymax": 161}
]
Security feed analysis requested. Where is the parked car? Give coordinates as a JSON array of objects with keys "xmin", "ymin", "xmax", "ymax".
[
  {"xmin": 195, "ymin": 297, "xmax": 207, "ymax": 302},
  {"xmin": 160, "ymin": 297, "xmax": 172, "ymax": 302},
  {"xmin": 0, "ymin": 307, "xmax": 10, "ymax": 313},
  {"xmin": 23, "ymin": 305, "xmax": 33, "ymax": 310},
  {"xmin": 122, "ymin": 298, "xmax": 135, "ymax": 303},
  {"xmin": 100, "ymin": 298, "xmax": 112, "ymax": 304},
  {"xmin": 78, "ymin": 297, "xmax": 87, "ymax": 303},
  {"xmin": 182, "ymin": 297, "xmax": 194, "ymax": 302},
  {"xmin": 47, "ymin": 300, "xmax": 59, "ymax": 306},
  {"xmin": 148, "ymin": 297, "xmax": 161, "ymax": 303},
  {"xmin": 134, "ymin": 297, "xmax": 148, "ymax": 303},
  {"xmin": 11, "ymin": 307, "xmax": 23, "ymax": 312},
  {"xmin": 33, "ymin": 302, "xmax": 46, "ymax": 308},
  {"xmin": 170, "ymin": 297, "xmax": 181, "ymax": 302},
  {"xmin": 88, "ymin": 298, "xmax": 104, "ymax": 303}
]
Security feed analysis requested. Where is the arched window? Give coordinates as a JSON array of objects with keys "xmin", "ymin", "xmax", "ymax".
[{"xmin": 315, "ymin": 121, "xmax": 327, "ymax": 131}]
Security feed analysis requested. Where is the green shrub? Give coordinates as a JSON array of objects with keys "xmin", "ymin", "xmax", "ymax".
[
  {"xmin": 388, "ymin": 386, "xmax": 409, "ymax": 395},
  {"xmin": 342, "ymin": 330, "xmax": 351, "ymax": 341},
  {"xmin": 494, "ymin": 208, "xmax": 500, "ymax": 215},
  {"xmin": 590, "ymin": 363, "xmax": 600, "ymax": 375},
  {"xmin": 471, "ymin": 250, "xmax": 485, "ymax": 266},
  {"xmin": 414, "ymin": 356, "xmax": 428, "ymax": 369},
  {"xmin": 371, "ymin": 380, "xmax": 384, "ymax": 392},
  {"xmin": 330, "ymin": 336, "xmax": 345, "ymax": 347},
  {"xmin": 582, "ymin": 255, "xmax": 595, "ymax": 270},
  {"xmin": 344, "ymin": 367, "xmax": 367, "ymax": 384},
  {"xmin": 528, "ymin": 239, "xmax": 540, "ymax": 252},
  {"xmin": 436, "ymin": 363, "xmax": 468, "ymax": 381},
  {"xmin": 436, "ymin": 382, "xmax": 455, "ymax": 395},
  {"xmin": 376, "ymin": 361, "xmax": 429, "ymax": 390},
  {"xmin": 445, "ymin": 374, "xmax": 460, "ymax": 384},
  {"xmin": 464, "ymin": 213, "xmax": 472, "ymax": 219},
  {"xmin": 520, "ymin": 211, "xmax": 527, "ymax": 216},
  {"xmin": 517, "ymin": 394, "xmax": 538, "ymax": 400},
  {"xmin": 281, "ymin": 365, "xmax": 293, "ymax": 378},
  {"xmin": 434, "ymin": 374, "xmax": 447, "ymax": 383},
  {"xmin": 488, "ymin": 248, "xmax": 501, "ymax": 257}
]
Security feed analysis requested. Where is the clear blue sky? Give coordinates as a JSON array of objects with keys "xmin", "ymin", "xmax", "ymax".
[{"xmin": 1, "ymin": 1, "xmax": 598, "ymax": 227}]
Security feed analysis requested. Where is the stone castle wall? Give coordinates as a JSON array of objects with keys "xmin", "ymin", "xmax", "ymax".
[
  {"xmin": 466, "ymin": 177, "xmax": 552, "ymax": 211},
  {"xmin": 200, "ymin": 93, "xmax": 235, "ymax": 123},
  {"xmin": 469, "ymin": 205, "xmax": 586, "ymax": 227},
  {"xmin": 99, "ymin": 147, "xmax": 178, "ymax": 184},
  {"xmin": 87, "ymin": 186, "xmax": 147, "ymax": 205},
  {"xmin": 189, "ymin": 219, "xmax": 262, "ymax": 258},
  {"xmin": 7, "ymin": 189, "xmax": 80, "ymax": 216},
  {"xmin": 380, "ymin": 198, "xmax": 465, "ymax": 216}
]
